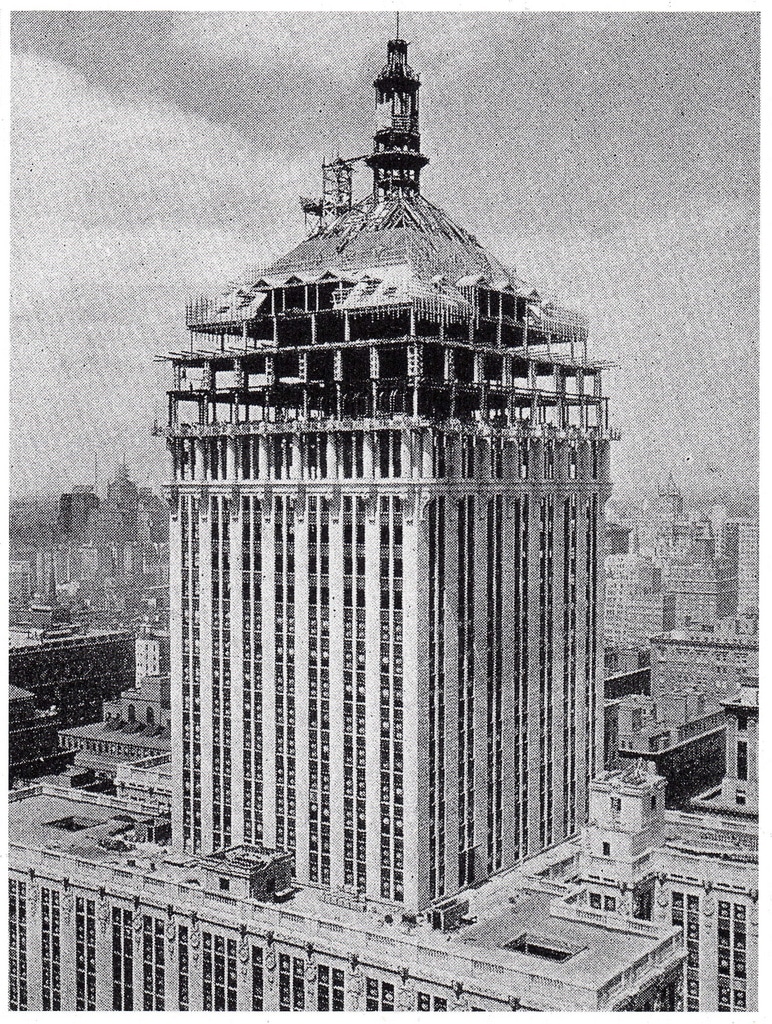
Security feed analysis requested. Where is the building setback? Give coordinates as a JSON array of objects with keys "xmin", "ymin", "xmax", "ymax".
[{"xmin": 159, "ymin": 34, "xmax": 614, "ymax": 910}]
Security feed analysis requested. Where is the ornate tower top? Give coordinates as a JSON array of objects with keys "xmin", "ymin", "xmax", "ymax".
[{"xmin": 365, "ymin": 34, "xmax": 429, "ymax": 199}]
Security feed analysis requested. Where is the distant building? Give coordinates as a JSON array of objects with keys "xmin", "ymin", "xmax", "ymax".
[
  {"xmin": 135, "ymin": 628, "xmax": 171, "ymax": 680},
  {"xmin": 9, "ymin": 561, "xmax": 33, "ymax": 607},
  {"xmin": 605, "ymin": 552, "xmax": 675, "ymax": 648},
  {"xmin": 651, "ymin": 617, "xmax": 759, "ymax": 701},
  {"xmin": 615, "ymin": 689, "xmax": 725, "ymax": 808},
  {"xmin": 9, "ymin": 685, "xmax": 61, "ymax": 782},
  {"xmin": 9, "ymin": 627, "xmax": 135, "ymax": 728},
  {"xmin": 661, "ymin": 556, "xmax": 737, "ymax": 629},
  {"xmin": 58, "ymin": 484, "xmax": 99, "ymax": 542},
  {"xmin": 723, "ymin": 518, "xmax": 759, "ymax": 615},
  {"xmin": 605, "ymin": 521, "xmax": 631, "ymax": 555},
  {"xmin": 604, "ymin": 646, "xmax": 651, "ymax": 698}
]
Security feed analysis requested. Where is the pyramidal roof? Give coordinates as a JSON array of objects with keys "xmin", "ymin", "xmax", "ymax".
[{"xmin": 265, "ymin": 191, "xmax": 525, "ymax": 292}]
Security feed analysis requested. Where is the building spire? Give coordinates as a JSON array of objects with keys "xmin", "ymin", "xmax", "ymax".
[{"xmin": 365, "ymin": 31, "xmax": 429, "ymax": 200}]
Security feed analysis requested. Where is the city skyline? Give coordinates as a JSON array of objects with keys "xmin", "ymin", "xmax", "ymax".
[{"xmin": 10, "ymin": 11, "xmax": 759, "ymax": 498}]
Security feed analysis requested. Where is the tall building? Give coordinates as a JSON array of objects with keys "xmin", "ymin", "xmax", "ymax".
[
  {"xmin": 661, "ymin": 556, "xmax": 737, "ymax": 629},
  {"xmin": 161, "ymin": 34, "xmax": 614, "ymax": 910},
  {"xmin": 723, "ymin": 518, "xmax": 759, "ymax": 615},
  {"xmin": 58, "ymin": 484, "xmax": 99, "ymax": 542},
  {"xmin": 604, "ymin": 551, "xmax": 675, "ymax": 648}
]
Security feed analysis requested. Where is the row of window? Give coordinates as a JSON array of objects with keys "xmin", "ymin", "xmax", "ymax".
[{"xmin": 176, "ymin": 432, "xmax": 603, "ymax": 482}]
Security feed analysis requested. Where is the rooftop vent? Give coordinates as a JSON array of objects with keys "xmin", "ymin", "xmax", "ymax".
[{"xmin": 506, "ymin": 933, "xmax": 581, "ymax": 963}]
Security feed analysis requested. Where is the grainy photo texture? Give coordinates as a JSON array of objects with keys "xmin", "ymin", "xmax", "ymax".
[{"xmin": 9, "ymin": 11, "xmax": 759, "ymax": 1013}]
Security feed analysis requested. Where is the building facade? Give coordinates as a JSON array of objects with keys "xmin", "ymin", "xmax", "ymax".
[
  {"xmin": 9, "ymin": 629, "xmax": 135, "ymax": 729},
  {"xmin": 162, "ymin": 35, "xmax": 614, "ymax": 909},
  {"xmin": 723, "ymin": 518, "xmax": 759, "ymax": 615},
  {"xmin": 651, "ymin": 619, "xmax": 758, "ymax": 702},
  {"xmin": 605, "ymin": 552, "xmax": 675, "ymax": 648}
]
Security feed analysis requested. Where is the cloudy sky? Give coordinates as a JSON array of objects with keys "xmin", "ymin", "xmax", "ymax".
[{"xmin": 10, "ymin": 11, "xmax": 759, "ymax": 499}]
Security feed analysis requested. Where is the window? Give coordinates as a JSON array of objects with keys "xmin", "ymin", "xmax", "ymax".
[
  {"xmin": 178, "ymin": 926, "xmax": 189, "ymax": 1010},
  {"xmin": 604, "ymin": 895, "xmax": 617, "ymax": 912},
  {"xmin": 279, "ymin": 953, "xmax": 305, "ymax": 1011},
  {"xmin": 317, "ymin": 964, "xmax": 344, "ymax": 1011},
  {"xmin": 142, "ymin": 915, "xmax": 165, "ymax": 1010},
  {"xmin": 737, "ymin": 741, "xmax": 748, "ymax": 781},
  {"xmin": 41, "ymin": 886, "xmax": 60, "ymax": 1010},
  {"xmin": 366, "ymin": 978, "xmax": 395, "ymax": 1011},
  {"xmin": 9, "ymin": 879, "xmax": 27, "ymax": 1011},
  {"xmin": 202, "ymin": 932, "xmax": 237, "ymax": 1011},
  {"xmin": 75, "ymin": 897, "xmax": 97, "ymax": 1010},
  {"xmin": 252, "ymin": 946, "xmax": 263, "ymax": 1011},
  {"xmin": 112, "ymin": 907, "xmax": 134, "ymax": 1010},
  {"xmin": 589, "ymin": 893, "xmax": 602, "ymax": 909},
  {"xmin": 602, "ymin": 841, "xmax": 611, "ymax": 856}
]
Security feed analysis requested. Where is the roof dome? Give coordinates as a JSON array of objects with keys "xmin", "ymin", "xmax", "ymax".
[{"xmin": 267, "ymin": 191, "xmax": 522, "ymax": 289}]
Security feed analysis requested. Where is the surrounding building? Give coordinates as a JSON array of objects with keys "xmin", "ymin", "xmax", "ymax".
[
  {"xmin": 10, "ymin": 778, "xmax": 686, "ymax": 1012},
  {"xmin": 9, "ymin": 627, "xmax": 135, "ymax": 729},
  {"xmin": 693, "ymin": 677, "xmax": 758, "ymax": 817},
  {"xmin": 58, "ymin": 676, "xmax": 171, "ymax": 780},
  {"xmin": 58, "ymin": 485, "xmax": 99, "ymax": 542},
  {"xmin": 162, "ymin": 32, "xmax": 614, "ymax": 905},
  {"xmin": 9, "ymin": 560, "xmax": 34, "ymax": 607},
  {"xmin": 605, "ymin": 552, "xmax": 675, "ymax": 648},
  {"xmin": 9, "ymin": 686, "xmax": 61, "ymax": 782},
  {"xmin": 651, "ymin": 617, "xmax": 758, "ymax": 702},
  {"xmin": 723, "ymin": 518, "xmax": 759, "ymax": 615},
  {"xmin": 604, "ymin": 646, "xmax": 651, "ymax": 699},
  {"xmin": 661, "ymin": 556, "xmax": 737, "ymax": 630},
  {"xmin": 135, "ymin": 627, "xmax": 171, "ymax": 680},
  {"xmin": 615, "ymin": 689, "xmax": 725, "ymax": 808},
  {"xmin": 605, "ymin": 520, "xmax": 631, "ymax": 555}
]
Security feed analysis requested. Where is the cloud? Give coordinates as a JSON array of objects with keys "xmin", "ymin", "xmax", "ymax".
[{"xmin": 10, "ymin": 13, "xmax": 759, "ymax": 498}]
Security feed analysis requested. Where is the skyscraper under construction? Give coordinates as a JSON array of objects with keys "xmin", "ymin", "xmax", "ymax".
[{"xmin": 163, "ymin": 33, "xmax": 614, "ymax": 912}]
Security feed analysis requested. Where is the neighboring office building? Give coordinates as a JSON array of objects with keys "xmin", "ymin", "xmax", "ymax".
[
  {"xmin": 9, "ymin": 627, "xmax": 135, "ymax": 729},
  {"xmin": 58, "ymin": 484, "xmax": 99, "ymax": 542},
  {"xmin": 615, "ymin": 689, "xmax": 725, "ymax": 808},
  {"xmin": 161, "ymin": 33, "xmax": 614, "ymax": 904},
  {"xmin": 661, "ymin": 556, "xmax": 737, "ymax": 630},
  {"xmin": 135, "ymin": 628, "xmax": 171, "ymax": 680},
  {"xmin": 605, "ymin": 520, "xmax": 631, "ymax": 555},
  {"xmin": 604, "ymin": 646, "xmax": 651, "ymax": 699},
  {"xmin": 651, "ymin": 618, "xmax": 759, "ymax": 702},
  {"xmin": 114, "ymin": 753, "xmax": 173, "ymax": 814},
  {"xmin": 605, "ymin": 552, "xmax": 675, "ymax": 648},
  {"xmin": 518, "ymin": 762, "xmax": 758, "ymax": 1012},
  {"xmin": 9, "ymin": 561, "xmax": 34, "ymax": 607}
]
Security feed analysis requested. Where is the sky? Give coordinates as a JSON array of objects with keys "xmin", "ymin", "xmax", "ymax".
[{"xmin": 10, "ymin": 11, "xmax": 759, "ymax": 500}]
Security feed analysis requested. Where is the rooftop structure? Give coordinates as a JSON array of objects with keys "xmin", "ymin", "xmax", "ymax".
[{"xmin": 692, "ymin": 677, "xmax": 758, "ymax": 817}]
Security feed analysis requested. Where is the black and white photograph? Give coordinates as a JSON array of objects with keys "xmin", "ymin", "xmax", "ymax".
[{"xmin": 8, "ymin": 10, "xmax": 759, "ymax": 1012}]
